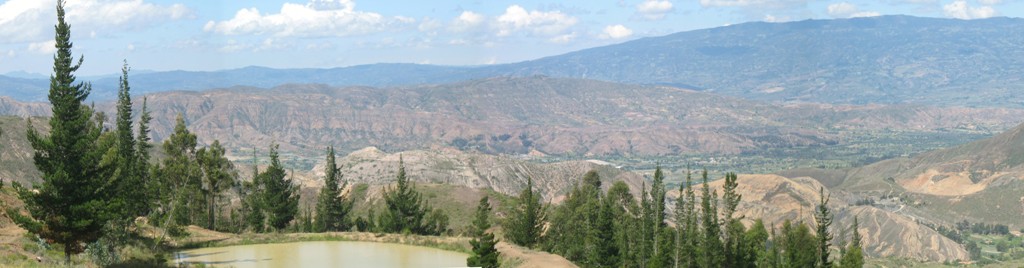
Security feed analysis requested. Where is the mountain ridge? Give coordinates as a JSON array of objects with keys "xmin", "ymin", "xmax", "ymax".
[{"xmin": 4, "ymin": 15, "xmax": 1024, "ymax": 107}]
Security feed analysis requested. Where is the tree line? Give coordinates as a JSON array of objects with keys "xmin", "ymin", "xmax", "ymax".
[{"xmin": 502, "ymin": 167, "xmax": 865, "ymax": 268}]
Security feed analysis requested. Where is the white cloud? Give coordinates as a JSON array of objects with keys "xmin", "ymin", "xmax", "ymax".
[
  {"xmin": 0, "ymin": 0, "xmax": 193, "ymax": 44},
  {"xmin": 699, "ymin": 0, "xmax": 808, "ymax": 8},
  {"xmin": 449, "ymin": 11, "xmax": 485, "ymax": 32},
  {"xmin": 636, "ymin": 0, "xmax": 674, "ymax": 20},
  {"xmin": 27, "ymin": 40, "xmax": 56, "ymax": 54},
  {"xmin": 763, "ymin": 14, "xmax": 791, "ymax": 22},
  {"xmin": 205, "ymin": 0, "xmax": 413, "ymax": 38},
  {"xmin": 977, "ymin": 0, "xmax": 1003, "ymax": 5},
  {"xmin": 495, "ymin": 5, "xmax": 578, "ymax": 37},
  {"xmin": 600, "ymin": 24, "xmax": 633, "ymax": 39},
  {"xmin": 6, "ymin": 50, "xmax": 14, "ymax": 57},
  {"xmin": 548, "ymin": 32, "xmax": 577, "ymax": 43},
  {"xmin": 827, "ymin": 2, "xmax": 881, "ymax": 18},
  {"xmin": 126, "ymin": 43, "xmax": 134, "ymax": 51},
  {"xmin": 943, "ymin": 0, "xmax": 996, "ymax": 19}
]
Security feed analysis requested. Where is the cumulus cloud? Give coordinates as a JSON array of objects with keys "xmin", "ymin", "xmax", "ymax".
[
  {"xmin": 636, "ymin": 0, "xmax": 673, "ymax": 20},
  {"xmin": 204, "ymin": 0, "xmax": 413, "ymax": 38},
  {"xmin": 0, "ymin": 0, "xmax": 193, "ymax": 44},
  {"xmin": 600, "ymin": 24, "xmax": 633, "ymax": 39},
  {"xmin": 827, "ymin": 2, "xmax": 881, "ymax": 18},
  {"xmin": 699, "ymin": 0, "xmax": 808, "ymax": 9},
  {"xmin": 495, "ymin": 5, "xmax": 578, "ymax": 37},
  {"xmin": 27, "ymin": 40, "xmax": 56, "ymax": 54},
  {"xmin": 943, "ymin": 0, "xmax": 996, "ymax": 19},
  {"xmin": 448, "ymin": 11, "xmax": 485, "ymax": 32}
]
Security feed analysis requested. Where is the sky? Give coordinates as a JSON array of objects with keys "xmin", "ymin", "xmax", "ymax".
[{"xmin": 0, "ymin": 0, "xmax": 1022, "ymax": 76}]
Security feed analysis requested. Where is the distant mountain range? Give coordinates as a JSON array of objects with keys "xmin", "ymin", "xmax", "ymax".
[{"xmin": 3, "ymin": 15, "xmax": 1024, "ymax": 107}]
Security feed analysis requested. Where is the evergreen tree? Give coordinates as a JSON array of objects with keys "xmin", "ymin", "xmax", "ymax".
[
  {"xmin": 467, "ymin": 196, "xmax": 500, "ymax": 268},
  {"xmin": 589, "ymin": 199, "xmax": 619, "ymax": 267},
  {"xmin": 197, "ymin": 140, "xmax": 236, "ymax": 230},
  {"xmin": 743, "ymin": 219, "xmax": 770, "ymax": 268},
  {"xmin": 11, "ymin": 1, "xmax": 111, "ymax": 262},
  {"xmin": 698, "ymin": 169, "xmax": 724, "ymax": 267},
  {"xmin": 722, "ymin": 172, "xmax": 746, "ymax": 267},
  {"xmin": 648, "ymin": 166, "xmax": 671, "ymax": 268},
  {"xmin": 814, "ymin": 187, "xmax": 834, "ymax": 268},
  {"xmin": 241, "ymin": 148, "xmax": 265, "ymax": 232},
  {"xmin": 109, "ymin": 60, "xmax": 148, "ymax": 219},
  {"xmin": 838, "ymin": 217, "xmax": 864, "ymax": 268},
  {"xmin": 257, "ymin": 144, "xmax": 300, "ymax": 231},
  {"xmin": 679, "ymin": 168, "xmax": 699, "ymax": 268},
  {"xmin": 546, "ymin": 171, "xmax": 601, "ymax": 263},
  {"xmin": 607, "ymin": 181, "xmax": 642, "ymax": 267},
  {"xmin": 780, "ymin": 220, "xmax": 817, "ymax": 268},
  {"xmin": 135, "ymin": 97, "xmax": 153, "ymax": 212},
  {"xmin": 314, "ymin": 146, "xmax": 353, "ymax": 232},
  {"xmin": 378, "ymin": 158, "xmax": 431, "ymax": 234},
  {"xmin": 505, "ymin": 176, "xmax": 546, "ymax": 248}
]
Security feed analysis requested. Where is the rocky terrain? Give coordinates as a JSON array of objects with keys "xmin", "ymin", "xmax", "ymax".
[
  {"xmin": 39, "ymin": 77, "xmax": 1018, "ymax": 160},
  {"xmin": 665, "ymin": 174, "xmax": 968, "ymax": 262}
]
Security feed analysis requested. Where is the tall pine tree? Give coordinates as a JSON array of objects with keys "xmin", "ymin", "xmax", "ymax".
[
  {"xmin": 505, "ymin": 176, "xmax": 546, "ymax": 248},
  {"xmin": 257, "ymin": 144, "xmax": 299, "ymax": 231},
  {"xmin": 12, "ymin": 1, "xmax": 110, "ymax": 262},
  {"xmin": 467, "ymin": 196, "xmax": 500, "ymax": 268},
  {"xmin": 814, "ymin": 187, "xmax": 834, "ymax": 268},
  {"xmin": 314, "ymin": 146, "xmax": 353, "ymax": 232},
  {"xmin": 838, "ymin": 217, "xmax": 863, "ymax": 268},
  {"xmin": 378, "ymin": 157, "xmax": 430, "ymax": 234}
]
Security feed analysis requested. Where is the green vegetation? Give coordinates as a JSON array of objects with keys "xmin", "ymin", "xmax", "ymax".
[
  {"xmin": 7, "ymin": 1, "xmax": 132, "ymax": 264},
  {"xmin": 314, "ymin": 146, "xmax": 354, "ymax": 232},
  {"xmin": 374, "ymin": 159, "xmax": 449, "ymax": 235},
  {"xmin": 503, "ymin": 176, "xmax": 546, "ymax": 248},
  {"xmin": 468, "ymin": 196, "xmax": 501, "ymax": 268}
]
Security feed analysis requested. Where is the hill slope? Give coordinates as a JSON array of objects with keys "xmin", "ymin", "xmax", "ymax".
[
  {"xmin": 121, "ymin": 77, "xmax": 1024, "ymax": 160},
  {"xmin": 5, "ymin": 16, "xmax": 1023, "ymax": 107}
]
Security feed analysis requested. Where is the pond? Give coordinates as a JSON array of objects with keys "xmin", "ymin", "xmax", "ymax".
[{"xmin": 174, "ymin": 241, "xmax": 469, "ymax": 267}]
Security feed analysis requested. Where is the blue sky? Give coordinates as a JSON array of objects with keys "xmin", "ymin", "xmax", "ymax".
[{"xmin": 1, "ymin": 0, "xmax": 1022, "ymax": 76}]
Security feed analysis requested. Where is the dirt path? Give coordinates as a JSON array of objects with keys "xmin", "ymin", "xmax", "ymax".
[{"xmin": 496, "ymin": 242, "xmax": 577, "ymax": 268}]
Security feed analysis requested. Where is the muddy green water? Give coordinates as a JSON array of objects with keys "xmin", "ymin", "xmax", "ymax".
[{"xmin": 174, "ymin": 241, "xmax": 469, "ymax": 267}]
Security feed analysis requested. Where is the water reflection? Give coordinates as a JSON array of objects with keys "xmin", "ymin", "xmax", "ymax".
[{"xmin": 175, "ymin": 241, "xmax": 468, "ymax": 267}]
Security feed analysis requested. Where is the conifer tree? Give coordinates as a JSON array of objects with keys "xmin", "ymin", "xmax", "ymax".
[
  {"xmin": 699, "ymin": 169, "xmax": 724, "ymax": 267},
  {"xmin": 156, "ymin": 114, "xmax": 202, "ymax": 228},
  {"xmin": 814, "ymin": 187, "xmax": 833, "ymax": 268},
  {"xmin": 257, "ymin": 144, "xmax": 299, "ymax": 231},
  {"xmin": 314, "ymin": 146, "xmax": 353, "ymax": 232},
  {"xmin": 379, "ymin": 158, "xmax": 430, "ymax": 234},
  {"xmin": 110, "ymin": 60, "xmax": 148, "ymax": 219},
  {"xmin": 11, "ymin": 1, "xmax": 110, "ymax": 262},
  {"xmin": 838, "ymin": 217, "xmax": 864, "ymax": 268},
  {"xmin": 467, "ymin": 196, "xmax": 500, "ymax": 268},
  {"xmin": 722, "ymin": 172, "xmax": 746, "ymax": 267},
  {"xmin": 136, "ymin": 97, "xmax": 154, "ymax": 211},
  {"xmin": 505, "ymin": 176, "xmax": 546, "ymax": 248}
]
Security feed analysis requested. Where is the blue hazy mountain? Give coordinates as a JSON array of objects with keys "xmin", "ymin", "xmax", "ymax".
[{"xmin": 3, "ymin": 15, "xmax": 1023, "ymax": 107}]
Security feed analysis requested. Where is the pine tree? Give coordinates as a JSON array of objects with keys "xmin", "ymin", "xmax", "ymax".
[
  {"xmin": 197, "ymin": 140, "xmax": 236, "ymax": 230},
  {"xmin": 11, "ymin": 1, "xmax": 110, "ymax": 262},
  {"xmin": 110, "ymin": 60, "xmax": 147, "ymax": 219},
  {"xmin": 135, "ymin": 97, "xmax": 153, "ymax": 212},
  {"xmin": 505, "ymin": 176, "xmax": 546, "ymax": 248},
  {"xmin": 781, "ymin": 219, "xmax": 817, "ymax": 268},
  {"xmin": 838, "ymin": 217, "xmax": 864, "ymax": 268},
  {"xmin": 314, "ymin": 146, "xmax": 353, "ymax": 232},
  {"xmin": 379, "ymin": 157, "xmax": 430, "ymax": 234},
  {"xmin": 242, "ymin": 148, "xmax": 265, "ymax": 232},
  {"xmin": 814, "ymin": 187, "xmax": 833, "ymax": 268},
  {"xmin": 722, "ymin": 172, "xmax": 746, "ymax": 267},
  {"xmin": 257, "ymin": 144, "xmax": 300, "ymax": 231},
  {"xmin": 607, "ymin": 181, "xmax": 641, "ymax": 267},
  {"xmin": 699, "ymin": 169, "xmax": 724, "ymax": 267},
  {"xmin": 679, "ymin": 168, "xmax": 699, "ymax": 268},
  {"xmin": 467, "ymin": 196, "xmax": 500, "ymax": 268},
  {"xmin": 590, "ymin": 199, "xmax": 619, "ymax": 267}
]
